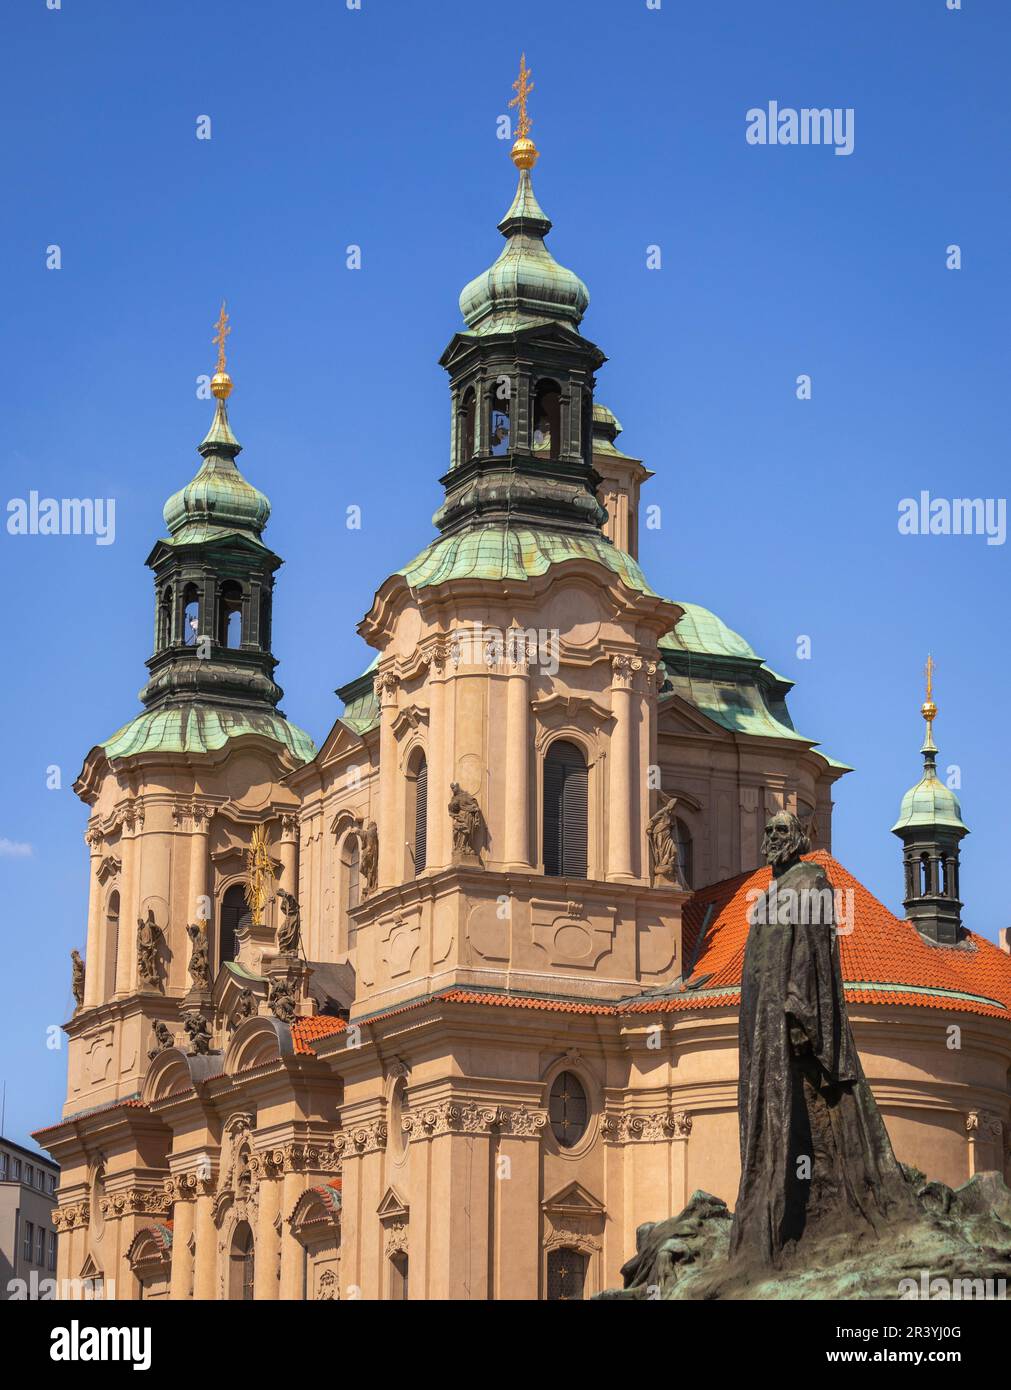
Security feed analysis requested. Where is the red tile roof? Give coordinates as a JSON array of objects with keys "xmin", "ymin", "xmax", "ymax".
[
  {"xmin": 661, "ymin": 851, "xmax": 1011, "ymax": 1020},
  {"xmin": 291, "ymin": 1015, "xmax": 349, "ymax": 1054}
]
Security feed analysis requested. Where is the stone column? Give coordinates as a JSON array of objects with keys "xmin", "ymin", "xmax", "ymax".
[
  {"xmin": 493, "ymin": 1109, "xmax": 546, "ymax": 1300},
  {"xmin": 169, "ymin": 1190, "xmax": 195, "ymax": 1300},
  {"xmin": 279, "ymin": 1164, "xmax": 306, "ymax": 1300},
  {"xmin": 254, "ymin": 1173, "xmax": 281, "ymax": 1299},
  {"xmin": 186, "ymin": 805, "xmax": 212, "ymax": 924},
  {"xmin": 503, "ymin": 633, "xmax": 532, "ymax": 869},
  {"xmin": 83, "ymin": 829, "xmax": 105, "ymax": 1007},
  {"xmin": 375, "ymin": 672, "xmax": 400, "ymax": 889},
  {"xmin": 192, "ymin": 1186, "xmax": 217, "ymax": 1300},
  {"xmin": 117, "ymin": 808, "xmax": 141, "ymax": 994},
  {"xmin": 278, "ymin": 815, "xmax": 298, "ymax": 897},
  {"xmin": 607, "ymin": 656, "xmax": 636, "ymax": 882},
  {"xmin": 425, "ymin": 647, "xmax": 448, "ymax": 871}
]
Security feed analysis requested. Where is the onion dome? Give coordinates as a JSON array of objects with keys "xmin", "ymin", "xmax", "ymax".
[
  {"xmin": 162, "ymin": 395, "xmax": 271, "ymax": 543},
  {"xmin": 892, "ymin": 709, "xmax": 968, "ymax": 834},
  {"xmin": 458, "ymin": 168, "xmax": 590, "ymax": 335}
]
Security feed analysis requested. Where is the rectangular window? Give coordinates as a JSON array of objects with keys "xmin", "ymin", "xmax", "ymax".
[
  {"xmin": 50, "ymin": 1174, "xmax": 58, "ymax": 1194},
  {"xmin": 12, "ymin": 1158, "xmax": 21, "ymax": 1182},
  {"xmin": 25, "ymin": 1164, "xmax": 33, "ymax": 1187},
  {"xmin": 36, "ymin": 1225, "xmax": 45, "ymax": 1265},
  {"xmin": 0, "ymin": 1152, "xmax": 7, "ymax": 1179},
  {"xmin": 23, "ymin": 1220, "xmax": 33, "ymax": 1260},
  {"xmin": 47, "ymin": 1230, "xmax": 57, "ymax": 1272}
]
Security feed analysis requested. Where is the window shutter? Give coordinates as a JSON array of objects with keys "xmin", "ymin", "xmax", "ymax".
[
  {"xmin": 414, "ymin": 758, "xmax": 428, "ymax": 874},
  {"xmin": 543, "ymin": 742, "xmax": 587, "ymax": 878}
]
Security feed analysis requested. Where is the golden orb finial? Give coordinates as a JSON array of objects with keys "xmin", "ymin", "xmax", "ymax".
[
  {"xmin": 509, "ymin": 54, "xmax": 539, "ymax": 170},
  {"xmin": 211, "ymin": 300, "xmax": 233, "ymax": 400}
]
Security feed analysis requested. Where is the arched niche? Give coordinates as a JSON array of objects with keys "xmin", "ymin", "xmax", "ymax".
[{"xmin": 223, "ymin": 1015, "xmax": 293, "ymax": 1077}]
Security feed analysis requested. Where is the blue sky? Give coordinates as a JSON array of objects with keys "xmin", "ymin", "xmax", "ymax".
[{"xmin": 1, "ymin": 0, "xmax": 1007, "ymax": 1150}]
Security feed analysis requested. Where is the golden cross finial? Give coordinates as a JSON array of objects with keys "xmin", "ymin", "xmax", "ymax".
[
  {"xmin": 213, "ymin": 301, "xmax": 231, "ymax": 376},
  {"xmin": 924, "ymin": 653, "xmax": 935, "ymax": 704},
  {"xmin": 510, "ymin": 54, "xmax": 535, "ymax": 141},
  {"xmin": 921, "ymin": 652, "xmax": 938, "ymax": 741}
]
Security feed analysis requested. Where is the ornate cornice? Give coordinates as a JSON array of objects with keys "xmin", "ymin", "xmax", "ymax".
[
  {"xmin": 601, "ymin": 1110, "xmax": 692, "ymax": 1144},
  {"xmin": 401, "ymin": 1102, "xmax": 548, "ymax": 1139},
  {"xmin": 98, "ymin": 1188, "xmax": 172, "ymax": 1219},
  {"xmin": 53, "ymin": 1201, "xmax": 90, "ymax": 1232}
]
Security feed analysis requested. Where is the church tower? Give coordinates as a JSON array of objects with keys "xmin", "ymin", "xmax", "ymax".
[
  {"xmin": 140, "ymin": 306, "xmax": 285, "ymax": 719},
  {"xmin": 68, "ymin": 311, "xmax": 313, "ymax": 1118},
  {"xmin": 891, "ymin": 658, "xmax": 969, "ymax": 945}
]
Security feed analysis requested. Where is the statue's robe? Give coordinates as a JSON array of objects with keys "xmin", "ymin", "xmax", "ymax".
[{"xmin": 730, "ymin": 859, "xmax": 915, "ymax": 1265}]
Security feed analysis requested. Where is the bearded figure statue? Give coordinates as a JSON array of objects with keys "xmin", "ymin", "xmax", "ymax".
[{"xmin": 730, "ymin": 811, "xmax": 915, "ymax": 1265}]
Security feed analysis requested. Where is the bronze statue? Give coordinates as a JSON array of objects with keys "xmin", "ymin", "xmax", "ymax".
[
  {"xmin": 186, "ymin": 922, "xmax": 211, "ymax": 992},
  {"xmin": 647, "ymin": 794, "xmax": 684, "ymax": 886},
  {"xmin": 448, "ymin": 782, "xmax": 481, "ymax": 857},
  {"xmin": 268, "ymin": 977, "xmax": 297, "ymax": 1024},
  {"xmin": 359, "ymin": 820, "xmax": 378, "ymax": 898},
  {"xmin": 70, "ymin": 949, "xmax": 85, "ymax": 1009},
  {"xmin": 274, "ymin": 890, "xmax": 301, "ymax": 955},
  {"xmin": 148, "ymin": 1019, "xmax": 174, "ymax": 1059},
  {"xmin": 730, "ymin": 811, "xmax": 915, "ymax": 1265},
  {"xmin": 136, "ymin": 909, "xmax": 162, "ymax": 990},
  {"xmin": 182, "ymin": 1010, "xmax": 213, "ymax": 1056}
]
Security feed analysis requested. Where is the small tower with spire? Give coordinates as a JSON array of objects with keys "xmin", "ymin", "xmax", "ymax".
[
  {"xmin": 436, "ymin": 56, "xmax": 608, "ymax": 538},
  {"xmin": 891, "ymin": 656, "xmax": 969, "ymax": 945},
  {"xmin": 140, "ymin": 304, "xmax": 286, "ymax": 715}
]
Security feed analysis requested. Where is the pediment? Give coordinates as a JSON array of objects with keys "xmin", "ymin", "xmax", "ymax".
[
  {"xmin": 542, "ymin": 1180, "xmax": 605, "ymax": 1217},
  {"xmin": 376, "ymin": 1185, "xmax": 409, "ymax": 1221},
  {"xmin": 313, "ymin": 715, "xmax": 366, "ymax": 769},
  {"xmin": 658, "ymin": 693, "xmax": 734, "ymax": 740}
]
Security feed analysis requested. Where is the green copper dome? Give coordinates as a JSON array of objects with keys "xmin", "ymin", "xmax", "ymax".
[
  {"xmin": 458, "ymin": 170, "xmax": 590, "ymax": 335},
  {"xmin": 892, "ymin": 739, "xmax": 969, "ymax": 834},
  {"xmin": 162, "ymin": 399, "xmax": 270, "ymax": 544}
]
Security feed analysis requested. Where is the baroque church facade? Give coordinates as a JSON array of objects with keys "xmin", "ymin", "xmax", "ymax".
[{"xmin": 37, "ymin": 109, "xmax": 1011, "ymax": 1302}]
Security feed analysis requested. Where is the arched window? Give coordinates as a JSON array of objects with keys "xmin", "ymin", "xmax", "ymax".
[
  {"xmin": 490, "ymin": 378, "xmax": 511, "ymax": 456},
  {"xmin": 548, "ymin": 1070, "xmax": 589, "ymax": 1148},
  {"xmin": 547, "ymin": 1247, "xmax": 587, "ymax": 1300},
  {"xmin": 533, "ymin": 379, "xmax": 561, "ymax": 459},
  {"xmin": 218, "ymin": 580, "xmax": 243, "ymax": 648},
  {"xmin": 182, "ymin": 583, "xmax": 200, "ymax": 646},
  {"xmin": 104, "ymin": 890, "xmax": 120, "ymax": 999},
  {"xmin": 341, "ymin": 832, "xmax": 361, "ymax": 950},
  {"xmin": 158, "ymin": 586, "xmax": 173, "ymax": 649},
  {"xmin": 543, "ymin": 740, "xmax": 588, "ymax": 878},
  {"xmin": 920, "ymin": 853, "xmax": 931, "ymax": 897},
  {"xmin": 218, "ymin": 883, "xmax": 247, "ymax": 969},
  {"xmin": 229, "ymin": 1222, "xmax": 255, "ymax": 1301},
  {"xmin": 459, "ymin": 387, "xmax": 476, "ymax": 464},
  {"xmin": 407, "ymin": 750, "xmax": 428, "ymax": 875},
  {"xmin": 675, "ymin": 818, "xmax": 694, "ymax": 890}
]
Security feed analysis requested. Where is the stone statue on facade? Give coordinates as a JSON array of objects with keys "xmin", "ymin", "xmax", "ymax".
[
  {"xmin": 647, "ymin": 794, "xmax": 684, "ymax": 887},
  {"xmin": 234, "ymin": 988, "xmax": 258, "ymax": 1024},
  {"xmin": 268, "ymin": 977, "xmax": 297, "ymax": 1024},
  {"xmin": 148, "ymin": 1019, "xmax": 174, "ymax": 1059},
  {"xmin": 359, "ymin": 820, "xmax": 378, "ymax": 898},
  {"xmin": 182, "ymin": 1010, "xmax": 213, "ymax": 1056},
  {"xmin": 70, "ymin": 949, "xmax": 86, "ymax": 1009},
  {"xmin": 136, "ymin": 909, "xmax": 163, "ymax": 990},
  {"xmin": 186, "ymin": 922, "xmax": 211, "ymax": 993},
  {"xmin": 449, "ymin": 782, "xmax": 482, "ymax": 861},
  {"xmin": 274, "ymin": 890, "xmax": 301, "ymax": 956}
]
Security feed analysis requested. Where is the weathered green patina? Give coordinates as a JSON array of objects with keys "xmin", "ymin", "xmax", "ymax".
[{"xmin": 102, "ymin": 704, "xmax": 315, "ymax": 764}]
